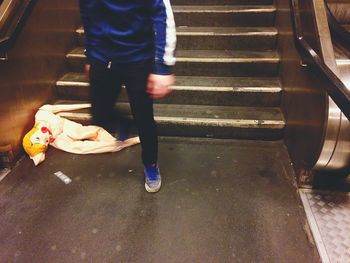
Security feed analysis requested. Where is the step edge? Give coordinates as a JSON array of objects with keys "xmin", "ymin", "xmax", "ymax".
[
  {"xmin": 56, "ymin": 80, "xmax": 89, "ymax": 87},
  {"xmin": 56, "ymin": 81, "xmax": 282, "ymax": 93},
  {"xmin": 176, "ymin": 57, "xmax": 279, "ymax": 63},
  {"xmin": 58, "ymin": 112, "xmax": 285, "ymax": 129},
  {"xmin": 66, "ymin": 52, "xmax": 280, "ymax": 63},
  {"xmin": 172, "ymin": 5, "xmax": 277, "ymax": 13},
  {"xmin": 77, "ymin": 27, "xmax": 279, "ymax": 36},
  {"xmin": 54, "ymin": 100, "xmax": 283, "ymax": 111},
  {"xmin": 58, "ymin": 73, "xmax": 281, "ymax": 81},
  {"xmin": 176, "ymin": 31, "xmax": 278, "ymax": 36}
]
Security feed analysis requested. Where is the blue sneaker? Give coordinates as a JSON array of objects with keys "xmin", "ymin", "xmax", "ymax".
[{"xmin": 144, "ymin": 164, "xmax": 161, "ymax": 193}]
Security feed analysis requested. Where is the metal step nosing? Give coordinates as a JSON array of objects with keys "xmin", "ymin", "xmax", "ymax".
[
  {"xmin": 56, "ymin": 80, "xmax": 89, "ymax": 87},
  {"xmin": 176, "ymin": 57, "xmax": 279, "ymax": 63},
  {"xmin": 56, "ymin": 81, "xmax": 281, "ymax": 93},
  {"xmin": 176, "ymin": 31, "xmax": 278, "ymax": 37},
  {"xmin": 173, "ymin": 6, "xmax": 276, "ymax": 14},
  {"xmin": 156, "ymin": 116, "xmax": 285, "ymax": 128},
  {"xmin": 336, "ymin": 59, "xmax": 350, "ymax": 65},
  {"xmin": 58, "ymin": 112, "xmax": 285, "ymax": 129},
  {"xmin": 73, "ymin": 8, "xmax": 276, "ymax": 15},
  {"xmin": 66, "ymin": 53, "xmax": 280, "ymax": 63},
  {"xmin": 76, "ymin": 28, "xmax": 278, "ymax": 37},
  {"xmin": 171, "ymin": 86, "xmax": 282, "ymax": 92},
  {"xmin": 66, "ymin": 53, "xmax": 85, "ymax": 59}
]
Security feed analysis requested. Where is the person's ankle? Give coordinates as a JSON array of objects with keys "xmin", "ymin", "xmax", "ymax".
[
  {"xmin": 118, "ymin": 123, "xmax": 130, "ymax": 141},
  {"xmin": 145, "ymin": 163, "xmax": 158, "ymax": 169}
]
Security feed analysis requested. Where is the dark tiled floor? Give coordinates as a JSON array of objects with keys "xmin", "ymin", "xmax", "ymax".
[{"xmin": 0, "ymin": 138, "xmax": 319, "ymax": 263}]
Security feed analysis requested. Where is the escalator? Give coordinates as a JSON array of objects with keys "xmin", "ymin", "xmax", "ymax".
[
  {"xmin": 312, "ymin": 0, "xmax": 350, "ymax": 171},
  {"xmin": 289, "ymin": 1, "xmax": 350, "ymax": 262},
  {"xmin": 327, "ymin": 0, "xmax": 350, "ymax": 88}
]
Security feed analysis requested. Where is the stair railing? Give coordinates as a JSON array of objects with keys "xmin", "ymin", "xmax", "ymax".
[
  {"xmin": 290, "ymin": 0, "xmax": 350, "ymax": 120},
  {"xmin": 0, "ymin": 0, "xmax": 36, "ymax": 60}
]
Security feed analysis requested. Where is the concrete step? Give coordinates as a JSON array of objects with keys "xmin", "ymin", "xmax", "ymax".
[
  {"xmin": 172, "ymin": 5, "xmax": 276, "ymax": 27},
  {"xmin": 66, "ymin": 48, "xmax": 279, "ymax": 77},
  {"xmin": 76, "ymin": 26, "xmax": 278, "ymax": 51},
  {"xmin": 72, "ymin": 5, "xmax": 276, "ymax": 27},
  {"xmin": 55, "ymin": 100, "xmax": 285, "ymax": 140},
  {"xmin": 56, "ymin": 73, "xmax": 282, "ymax": 107}
]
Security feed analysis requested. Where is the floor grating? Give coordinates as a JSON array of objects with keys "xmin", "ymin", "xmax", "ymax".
[{"xmin": 299, "ymin": 189, "xmax": 350, "ymax": 263}]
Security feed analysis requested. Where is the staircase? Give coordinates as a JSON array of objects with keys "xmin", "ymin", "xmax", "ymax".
[{"xmin": 56, "ymin": 0, "xmax": 285, "ymax": 140}]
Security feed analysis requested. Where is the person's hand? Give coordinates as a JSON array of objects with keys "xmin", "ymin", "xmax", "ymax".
[
  {"xmin": 147, "ymin": 74, "xmax": 175, "ymax": 99},
  {"xmin": 85, "ymin": 64, "xmax": 91, "ymax": 80}
]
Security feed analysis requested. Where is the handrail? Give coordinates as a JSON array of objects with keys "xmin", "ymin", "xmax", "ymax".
[
  {"xmin": 0, "ymin": 0, "xmax": 36, "ymax": 55},
  {"xmin": 325, "ymin": 1, "xmax": 350, "ymax": 49},
  {"xmin": 290, "ymin": 0, "xmax": 350, "ymax": 120},
  {"xmin": 0, "ymin": 0, "xmax": 18, "ymax": 32}
]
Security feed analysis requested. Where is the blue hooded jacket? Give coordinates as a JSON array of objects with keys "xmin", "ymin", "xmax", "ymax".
[{"xmin": 79, "ymin": 0, "xmax": 176, "ymax": 75}]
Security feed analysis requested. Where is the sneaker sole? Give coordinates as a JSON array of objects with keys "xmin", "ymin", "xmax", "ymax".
[{"xmin": 145, "ymin": 182, "xmax": 162, "ymax": 193}]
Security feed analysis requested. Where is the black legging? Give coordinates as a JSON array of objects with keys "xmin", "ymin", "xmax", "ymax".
[{"xmin": 89, "ymin": 58, "xmax": 158, "ymax": 165}]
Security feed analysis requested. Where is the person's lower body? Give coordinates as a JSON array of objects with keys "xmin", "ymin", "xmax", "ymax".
[
  {"xmin": 89, "ymin": 58, "xmax": 161, "ymax": 192},
  {"xmin": 89, "ymin": 59, "xmax": 122, "ymax": 133}
]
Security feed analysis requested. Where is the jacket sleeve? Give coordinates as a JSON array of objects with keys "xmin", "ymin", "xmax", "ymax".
[
  {"xmin": 151, "ymin": 0, "xmax": 177, "ymax": 75},
  {"xmin": 79, "ymin": 0, "xmax": 98, "ymax": 64}
]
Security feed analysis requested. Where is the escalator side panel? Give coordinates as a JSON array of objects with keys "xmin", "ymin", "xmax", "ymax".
[
  {"xmin": 326, "ymin": 112, "xmax": 350, "ymax": 169},
  {"xmin": 317, "ymin": 2, "xmax": 350, "ymax": 170},
  {"xmin": 275, "ymin": 0, "xmax": 328, "ymax": 172},
  {"xmin": 0, "ymin": 0, "xmax": 80, "ymax": 163}
]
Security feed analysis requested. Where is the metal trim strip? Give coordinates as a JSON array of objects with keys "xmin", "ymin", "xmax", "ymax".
[{"xmin": 299, "ymin": 189, "xmax": 331, "ymax": 263}]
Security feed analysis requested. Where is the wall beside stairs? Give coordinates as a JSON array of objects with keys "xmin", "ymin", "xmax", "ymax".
[
  {"xmin": 275, "ymin": 1, "xmax": 329, "ymax": 173},
  {"xmin": 0, "ymin": 0, "xmax": 81, "ymax": 164}
]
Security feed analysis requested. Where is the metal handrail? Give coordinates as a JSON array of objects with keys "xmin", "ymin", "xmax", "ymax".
[
  {"xmin": 0, "ymin": 0, "xmax": 36, "ymax": 54},
  {"xmin": 0, "ymin": 0, "xmax": 18, "ymax": 32},
  {"xmin": 290, "ymin": 0, "xmax": 350, "ymax": 120}
]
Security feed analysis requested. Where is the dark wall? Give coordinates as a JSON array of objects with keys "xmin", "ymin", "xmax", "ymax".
[
  {"xmin": 275, "ymin": 1, "xmax": 328, "ymax": 172},
  {"xmin": 0, "ymin": 0, "xmax": 80, "ymax": 164}
]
